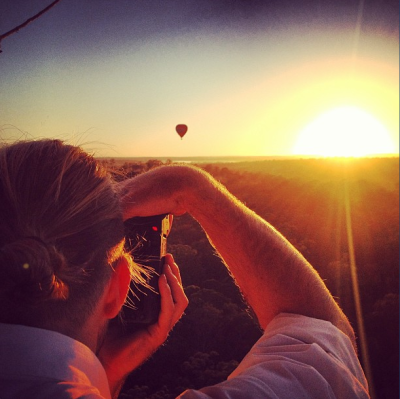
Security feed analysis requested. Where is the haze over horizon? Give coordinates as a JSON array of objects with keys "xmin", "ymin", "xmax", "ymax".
[
  {"xmin": 1, "ymin": 1, "xmax": 398, "ymax": 157},
  {"xmin": 96, "ymin": 153, "xmax": 399, "ymax": 161}
]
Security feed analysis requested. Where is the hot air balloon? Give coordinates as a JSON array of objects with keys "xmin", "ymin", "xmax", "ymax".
[{"xmin": 176, "ymin": 124, "xmax": 188, "ymax": 139}]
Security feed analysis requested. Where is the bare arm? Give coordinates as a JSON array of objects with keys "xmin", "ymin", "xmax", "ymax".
[{"xmin": 118, "ymin": 165, "xmax": 356, "ymax": 347}]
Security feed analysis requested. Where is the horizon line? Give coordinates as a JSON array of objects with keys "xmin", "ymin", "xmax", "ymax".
[{"xmin": 96, "ymin": 154, "xmax": 399, "ymax": 160}]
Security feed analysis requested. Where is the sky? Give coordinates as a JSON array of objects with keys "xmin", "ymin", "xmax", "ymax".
[{"xmin": 0, "ymin": 0, "xmax": 398, "ymax": 157}]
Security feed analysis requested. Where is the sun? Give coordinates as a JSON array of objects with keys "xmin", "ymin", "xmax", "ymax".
[{"xmin": 292, "ymin": 106, "xmax": 395, "ymax": 157}]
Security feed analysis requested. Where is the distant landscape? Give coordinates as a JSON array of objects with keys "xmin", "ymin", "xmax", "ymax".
[
  {"xmin": 97, "ymin": 155, "xmax": 299, "ymax": 165},
  {"xmin": 99, "ymin": 156, "xmax": 399, "ymax": 399},
  {"xmin": 98, "ymin": 154, "xmax": 398, "ymax": 165}
]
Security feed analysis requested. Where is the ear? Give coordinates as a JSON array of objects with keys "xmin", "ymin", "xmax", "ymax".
[{"xmin": 102, "ymin": 257, "xmax": 131, "ymax": 319}]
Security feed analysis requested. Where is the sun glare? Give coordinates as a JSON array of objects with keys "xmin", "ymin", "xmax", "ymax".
[{"xmin": 292, "ymin": 106, "xmax": 395, "ymax": 157}]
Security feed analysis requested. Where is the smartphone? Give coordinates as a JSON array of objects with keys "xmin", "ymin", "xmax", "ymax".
[{"xmin": 119, "ymin": 214, "xmax": 171, "ymax": 329}]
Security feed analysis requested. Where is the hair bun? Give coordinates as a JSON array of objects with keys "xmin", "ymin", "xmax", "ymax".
[{"xmin": 0, "ymin": 237, "xmax": 69, "ymax": 303}]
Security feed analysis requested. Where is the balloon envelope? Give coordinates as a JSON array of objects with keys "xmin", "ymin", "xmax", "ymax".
[{"xmin": 176, "ymin": 124, "xmax": 188, "ymax": 138}]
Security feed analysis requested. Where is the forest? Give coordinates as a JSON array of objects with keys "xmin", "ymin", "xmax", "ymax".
[{"xmin": 100, "ymin": 157, "xmax": 399, "ymax": 399}]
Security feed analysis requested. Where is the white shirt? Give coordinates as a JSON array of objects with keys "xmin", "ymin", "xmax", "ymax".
[
  {"xmin": 0, "ymin": 314, "xmax": 369, "ymax": 399},
  {"xmin": 178, "ymin": 314, "xmax": 370, "ymax": 399},
  {"xmin": 0, "ymin": 323, "xmax": 110, "ymax": 399}
]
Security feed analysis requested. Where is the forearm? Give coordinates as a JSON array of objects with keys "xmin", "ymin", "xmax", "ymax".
[
  {"xmin": 108, "ymin": 378, "xmax": 126, "ymax": 399},
  {"xmin": 184, "ymin": 170, "xmax": 354, "ymax": 337}
]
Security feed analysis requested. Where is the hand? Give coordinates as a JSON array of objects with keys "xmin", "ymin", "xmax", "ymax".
[
  {"xmin": 98, "ymin": 254, "xmax": 188, "ymax": 398},
  {"xmin": 116, "ymin": 165, "xmax": 205, "ymax": 220}
]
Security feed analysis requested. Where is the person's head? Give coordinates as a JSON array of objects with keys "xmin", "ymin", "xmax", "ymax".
[{"xmin": 0, "ymin": 139, "xmax": 137, "ymax": 339}]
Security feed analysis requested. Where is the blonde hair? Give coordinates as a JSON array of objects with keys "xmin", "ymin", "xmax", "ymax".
[{"xmin": 0, "ymin": 140, "xmax": 130, "ymax": 333}]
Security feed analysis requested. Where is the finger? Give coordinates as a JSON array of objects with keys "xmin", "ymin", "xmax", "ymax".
[
  {"xmin": 164, "ymin": 254, "xmax": 182, "ymax": 285},
  {"xmin": 164, "ymin": 265, "xmax": 188, "ymax": 318},
  {"xmin": 146, "ymin": 269, "xmax": 188, "ymax": 346},
  {"xmin": 168, "ymin": 214, "xmax": 174, "ymax": 229},
  {"xmin": 157, "ymin": 273, "xmax": 176, "ymax": 327}
]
